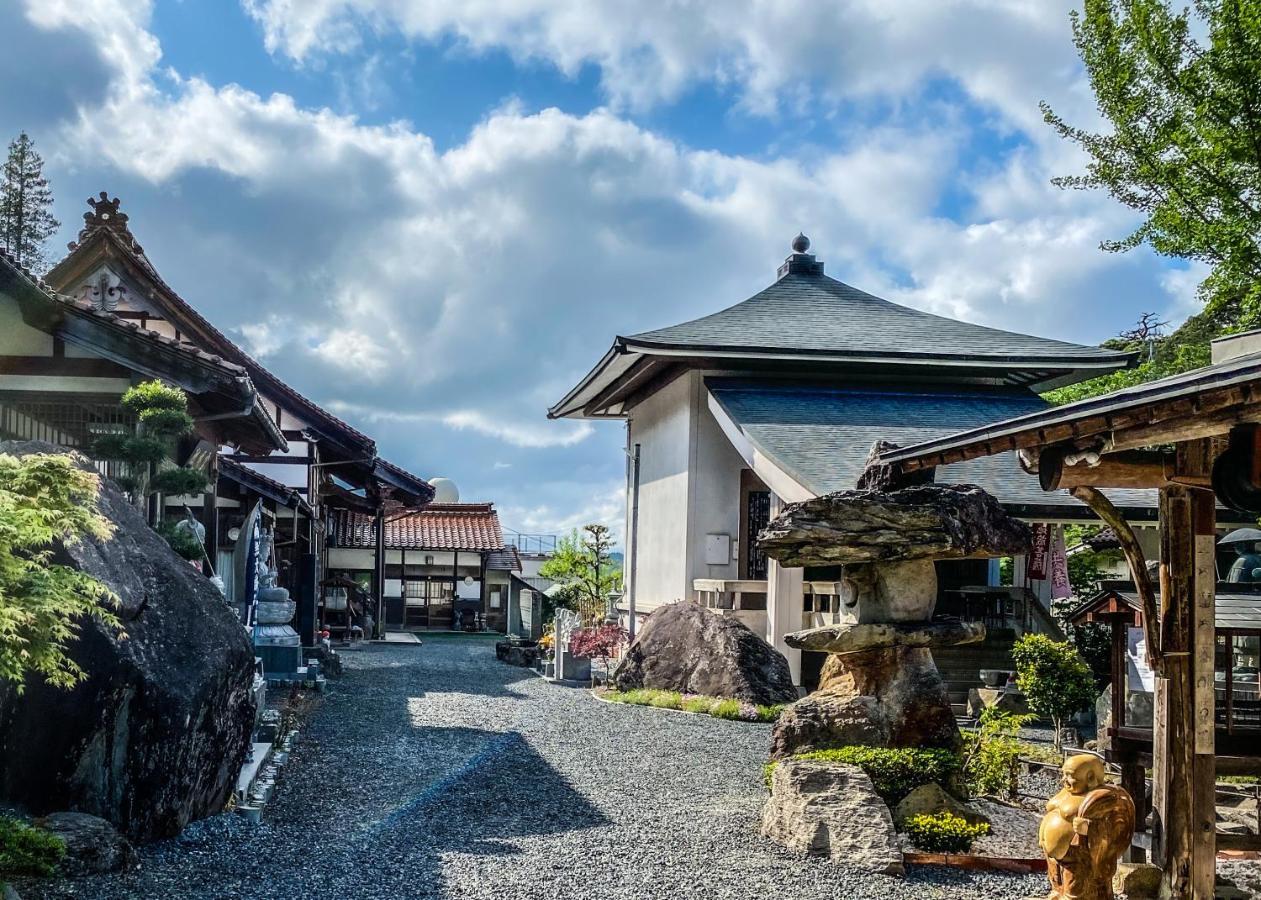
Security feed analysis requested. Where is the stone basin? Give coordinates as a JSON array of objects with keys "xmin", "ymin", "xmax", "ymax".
[{"xmin": 785, "ymin": 618, "xmax": 986, "ymax": 654}]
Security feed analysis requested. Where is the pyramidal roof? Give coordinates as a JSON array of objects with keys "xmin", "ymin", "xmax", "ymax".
[
  {"xmin": 550, "ymin": 236, "xmax": 1135, "ymax": 419},
  {"xmin": 628, "ymin": 262, "xmax": 1129, "ymax": 364}
]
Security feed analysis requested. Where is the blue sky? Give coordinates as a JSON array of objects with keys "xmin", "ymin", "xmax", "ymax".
[{"xmin": 2, "ymin": 1, "xmax": 1202, "ymax": 545}]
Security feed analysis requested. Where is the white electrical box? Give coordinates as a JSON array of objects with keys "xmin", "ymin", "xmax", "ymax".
[{"xmin": 704, "ymin": 533, "xmax": 732, "ymax": 565}]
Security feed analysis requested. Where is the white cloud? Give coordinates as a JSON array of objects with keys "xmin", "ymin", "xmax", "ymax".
[
  {"xmin": 11, "ymin": 0, "xmax": 1191, "ymax": 542},
  {"xmin": 240, "ymin": 0, "xmax": 1082, "ymax": 125}
]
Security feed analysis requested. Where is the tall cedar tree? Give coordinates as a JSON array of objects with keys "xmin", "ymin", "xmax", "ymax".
[
  {"xmin": 1041, "ymin": 0, "xmax": 1261, "ymax": 325},
  {"xmin": 0, "ymin": 133, "xmax": 60, "ymax": 274}
]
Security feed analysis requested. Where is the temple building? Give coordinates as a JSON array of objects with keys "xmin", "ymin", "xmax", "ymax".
[
  {"xmin": 550, "ymin": 235, "xmax": 1189, "ymax": 688},
  {"xmin": 3, "ymin": 192, "xmax": 444, "ymax": 645}
]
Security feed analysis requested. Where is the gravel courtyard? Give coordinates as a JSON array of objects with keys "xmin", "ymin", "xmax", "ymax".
[{"xmin": 29, "ymin": 637, "xmax": 1046, "ymax": 900}]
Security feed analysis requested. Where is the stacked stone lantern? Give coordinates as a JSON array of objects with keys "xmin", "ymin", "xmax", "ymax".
[{"xmin": 760, "ymin": 482, "xmax": 1031, "ymax": 758}]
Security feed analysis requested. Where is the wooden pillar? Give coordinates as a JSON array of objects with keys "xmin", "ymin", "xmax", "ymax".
[{"xmin": 1151, "ymin": 444, "xmax": 1216, "ymax": 899}]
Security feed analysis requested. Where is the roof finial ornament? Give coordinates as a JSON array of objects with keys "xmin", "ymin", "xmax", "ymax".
[
  {"xmin": 791, "ymin": 232, "xmax": 810, "ymax": 254},
  {"xmin": 68, "ymin": 191, "xmax": 142, "ymax": 254}
]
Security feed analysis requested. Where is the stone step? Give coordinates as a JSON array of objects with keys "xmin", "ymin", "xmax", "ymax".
[{"xmin": 951, "ymin": 702, "xmax": 971, "ymax": 718}]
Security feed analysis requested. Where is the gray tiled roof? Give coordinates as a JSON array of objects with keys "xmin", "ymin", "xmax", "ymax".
[
  {"xmin": 706, "ymin": 380, "xmax": 1157, "ymax": 512},
  {"xmin": 1094, "ymin": 590, "xmax": 1261, "ymax": 630},
  {"xmin": 632, "ymin": 271, "xmax": 1131, "ymax": 364}
]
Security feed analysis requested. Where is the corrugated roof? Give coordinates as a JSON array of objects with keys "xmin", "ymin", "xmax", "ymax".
[
  {"xmin": 630, "ymin": 268, "xmax": 1132, "ymax": 365},
  {"xmin": 706, "ymin": 379, "xmax": 1157, "ymax": 512},
  {"xmin": 334, "ymin": 503, "xmax": 506, "ymax": 552}
]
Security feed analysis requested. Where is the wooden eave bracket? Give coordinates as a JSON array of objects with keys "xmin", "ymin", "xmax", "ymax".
[{"xmin": 1069, "ymin": 485, "xmax": 1164, "ymax": 675}]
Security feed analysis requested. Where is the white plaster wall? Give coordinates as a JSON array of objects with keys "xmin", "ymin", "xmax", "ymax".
[
  {"xmin": 0, "ymin": 295, "xmax": 54, "ymax": 355},
  {"xmin": 626, "ymin": 373, "xmax": 694, "ymax": 612},
  {"xmin": 689, "ymin": 377, "xmax": 746, "ymax": 585}
]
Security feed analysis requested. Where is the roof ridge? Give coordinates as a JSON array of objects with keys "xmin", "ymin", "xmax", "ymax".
[{"xmin": 52, "ymin": 208, "xmax": 375, "ymax": 451}]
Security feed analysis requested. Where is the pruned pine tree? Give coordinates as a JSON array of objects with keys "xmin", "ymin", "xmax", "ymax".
[{"xmin": 0, "ymin": 132, "xmax": 60, "ymax": 274}]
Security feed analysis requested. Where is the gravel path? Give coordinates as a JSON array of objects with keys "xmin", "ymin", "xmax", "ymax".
[{"xmin": 27, "ymin": 637, "xmax": 1045, "ymax": 900}]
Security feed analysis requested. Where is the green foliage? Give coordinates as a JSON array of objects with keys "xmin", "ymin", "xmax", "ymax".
[
  {"xmin": 962, "ymin": 709, "xmax": 1036, "ymax": 798},
  {"xmin": 538, "ymin": 524, "xmax": 621, "ymax": 623},
  {"xmin": 1052, "ymin": 596, "xmax": 1113, "ymax": 683},
  {"xmin": 121, "ymin": 380, "xmax": 189, "ymax": 413},
  {"xmin": 0, "ymin": 133, "xmax": 59, "ymax": 273},
  {"xmin": 710, "ymin": 698, "xmax": 742, "ymax": 719},
  {"xmin": 605, "ymin": 688, "xmax": 681, "ymax": 709},
  {"xmin": 779, "ymin": 746, "xmax": 961, "ymax": 804},
  {"xmin": 136, "ymin": 407, "xmax": 194, "ymax": 438},
  {"xmin": 1042, "ymin": 0, "xmax": 1261, "ymax": 324},
  {"xmin": 149, "ymin": 467, "xmax": 209, "ymax": 497},
  {"xmin": 903, "ymin": 812, "xmax": 991, "ymax": 854},
  {"xmin": 601, "ymin": 688, "xmax": 784, "ymax": 723},
  {"xmin": 156, "ymin": 521, "xmax": 204, "ymax": 562},
  {"xmin": 681, "ymin": 695, "xmax": 715, "ymax": 714},
  {"xmin": 1012, "ymin": 634, "xmax": 1100, "ymax": 752},
  {"xmin": 0, "ymin": 454, "xmax": 121, "ymax": 692},
  {"xmin": 1044, "ymin": 306, "xmax": 1231, "ymax": 406},
  {"xmin": 88, "ymin": 433, "xmax": 130, "ymax": 461},
  {"xmin": 0, "ymin": 817, "xmax": 65, "ymax": 878}
]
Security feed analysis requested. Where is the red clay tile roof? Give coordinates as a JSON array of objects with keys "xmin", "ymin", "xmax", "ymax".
[{"xmin": 333, "ymin": 503, "xmax": 505, "ymax": 552}]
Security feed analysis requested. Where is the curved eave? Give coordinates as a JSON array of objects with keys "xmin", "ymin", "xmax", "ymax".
[{"xmin": 548, "ymin": 337, "xmax": 1137, "ymax": 419}]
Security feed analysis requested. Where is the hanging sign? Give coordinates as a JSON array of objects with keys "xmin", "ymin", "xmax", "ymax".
[
  {"xmin": 1050, "ymin": 527, "xmax": 1072, "ymax": 599},
  {"xmin": 1126, "ymin": 626, "xmax": 1156, "ymax": 693},
  {"xmin": 1028, "ymin": 522, "xmax": 1050, "ymax": 580}
]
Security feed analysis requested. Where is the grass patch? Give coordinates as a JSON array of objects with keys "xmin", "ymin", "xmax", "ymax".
[
  {"xmin": 0, "ymin": 817, "xmax": 65, "ymax": 879},
  {"xmin": 764, "ymin": 746, "xmax": 960, "ymax": 804},
  {"xmin": 599, "ymin": 689, "xmax": 785, "ymax": 723}
]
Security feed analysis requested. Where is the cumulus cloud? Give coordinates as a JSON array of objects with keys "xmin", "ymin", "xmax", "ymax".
[
  {"xmin": 240, "ymin": 0, "xmax": 1084, "ymax": 127},
  {"xmin": 8, "ymin": 0, "xmax": 1198, "ymax": 538}
]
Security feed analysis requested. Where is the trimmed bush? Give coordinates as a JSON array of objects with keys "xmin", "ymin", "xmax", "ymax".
[
  {"xmin": 766, "ymin": 746, "xmax": 960, "ymax": 803},
  {"xmin": 710, "ymin": 699, "xmax": 743, "ymax": 719},
  {"xmin": 149, "ymin": 467, "xmax": 209, "ymax": 497},
  {"xmin": 902, "ymin": 811, "xmax": 990, "ymax": 853},
  {"xmin": 0, "ymin": 817, "xmax": 65, "ymax": 878},
  {"xmin": 121, "ymin": 380, "xmax": 188, "ymax": 413}
]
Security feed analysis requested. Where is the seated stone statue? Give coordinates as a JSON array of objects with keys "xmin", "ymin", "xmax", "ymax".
[{"xmin": 1038, "ymin": 754, "xmax": 1136, "ymax": 900}]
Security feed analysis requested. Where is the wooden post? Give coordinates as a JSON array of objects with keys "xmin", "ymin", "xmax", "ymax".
[{"xmin": 1151, "ymin": 444, "xmax": 1217, "ymax": 899}]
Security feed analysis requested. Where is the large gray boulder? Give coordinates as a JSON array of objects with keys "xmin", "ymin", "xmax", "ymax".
[
  {"xmin": 761, "ymin": 759, "xmax": 904, "ymax": 875},
  {"xmin": 0, "ymin": 442, "xmax": 256, "ymax": 842},
  {"xmin": 612, "ymin": 602, "xmax": 797, "ymax": 704}
]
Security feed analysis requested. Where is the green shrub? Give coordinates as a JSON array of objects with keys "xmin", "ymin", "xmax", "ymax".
[
  {"xmin": 121, "ymin": 380, "xmax": 187, "ymax": 412},
  {"xmin": 136, "ymin": 406, "xmax": 193, "ymax": 437},
  {"xmin": 902, "ymin": 812, "xmax": 990, "ymax": 854},
  {"xmin": 156, "ymin": 521, "xmax": 205, "ymax": 561},
  {"xmin": 89, "ymin": 432, "xmax": 131, "ymax": 461},
  {"xmin": 0, "ymin": 817, "xmax": 65, "ymax": 878},
  {"xmin": 681, "ymin": 696, "xmax": 716, "ymax": 714},
  {"xmin": 766, "ymin": 746, "xmax": 960, "ymax": 803},
  {"xmin": 962, "ymin": 709, "xmax": 1036, "ymax": 798},
  {"xmin": 149, "ymin": 467, "xmax": 209, "ymax": 497}
]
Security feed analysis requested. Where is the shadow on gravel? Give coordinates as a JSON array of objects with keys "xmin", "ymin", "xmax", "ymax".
[{"xmin": 356, "ymin": 728, "xmax": 609, "ymax": 897}]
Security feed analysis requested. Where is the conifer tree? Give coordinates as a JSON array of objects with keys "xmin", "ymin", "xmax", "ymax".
[{"xmin": 0, "ymin": 133, "xmax": 60, "ymax": 273}]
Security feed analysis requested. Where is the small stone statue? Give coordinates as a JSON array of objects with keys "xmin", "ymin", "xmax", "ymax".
[{"xmin": 1038, "ymin": 754, "xmax": 1136, "ymax": 900}]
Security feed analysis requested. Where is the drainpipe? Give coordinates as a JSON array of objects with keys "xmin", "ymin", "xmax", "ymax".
[{"xmin": 624, "ymin": 425, "xmax": 641, "ymax": 640}]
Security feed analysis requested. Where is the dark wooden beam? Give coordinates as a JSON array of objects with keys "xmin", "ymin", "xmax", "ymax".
[
  {"xmin": 1069, "ymin": 485, "xmax": 1162, "ymax": 674},
  {"xmin": 1039, "ymin": 448, "xmax": 1209, "ymax": 491}
]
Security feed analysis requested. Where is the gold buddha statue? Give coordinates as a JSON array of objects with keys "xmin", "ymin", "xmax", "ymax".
[{"xmin": 1038, "ymin": 753, "xmax": 1136, "ymax": 900}]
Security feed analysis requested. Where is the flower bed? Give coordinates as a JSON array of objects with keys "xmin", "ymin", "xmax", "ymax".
[{"xmin": 595, "ymin": 688, "xmax": 785, "ymax": 723}]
